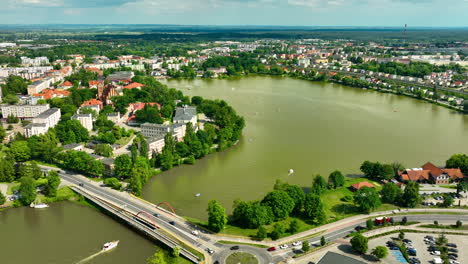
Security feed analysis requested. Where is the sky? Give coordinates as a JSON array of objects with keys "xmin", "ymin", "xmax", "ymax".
[{"xmin": 0, "ymin": 0, "xmax": 467, "ymax": 27}]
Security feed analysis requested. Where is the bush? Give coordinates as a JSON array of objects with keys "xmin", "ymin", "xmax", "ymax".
[
  {"xmin": 456, "ymin": 220, "xmax": 462, "ymax": 228},
  {"xmin": 350, "ymin": 233, "xmax": 368, "ymax": 254},
  {"xmin": 366, "ymin": 219, "xmax": 374, "ymax": 229},
  {"xmin": 184, "ymin": 155, "xmax": 196, "ymax": 165},
  {"xmin": 372, "ymin": 246, "xmax": 389, "ymax": 259},
  {"xmin": 103, "ymin": 177, "xmax": 122, "ymax": 190},
  {"xmin": 302, "ymin": 240, "xmax": 310, "ymax": 252},
  {"xmin": 341, "ymin": 195, "xmax": 353, "ymax": 202}
]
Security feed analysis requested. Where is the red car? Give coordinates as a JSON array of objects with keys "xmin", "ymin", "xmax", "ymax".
[{"xmin": 267, "ymin": 247, "xmax": 276, "ymax": 252}]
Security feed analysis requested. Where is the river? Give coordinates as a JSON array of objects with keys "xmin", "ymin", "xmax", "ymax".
[
  {"xmin": 142, "ymin": 76, "xmax": 468, "ymax": 220},
  {"xmin": 0, "ymin": 202, "xmax": 157, "ymax": 264}
]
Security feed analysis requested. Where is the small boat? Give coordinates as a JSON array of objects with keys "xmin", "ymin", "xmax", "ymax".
[
  {"xmin": 34, "ymin": 203, "xmax": 49, "ymax": 209},
  {"xmin": 102, "ymin": 240, "xmax": 119, "ymax": 251},
  {"xmin": 288, "ymin": 169, "xmax": 294, "ymax": 174},
  {"xmin": 195, "ymin": 193, "xmax": 201, "ymax": 197}
]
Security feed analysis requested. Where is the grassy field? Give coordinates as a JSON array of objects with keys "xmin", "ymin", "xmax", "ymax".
[
  {"xmin": 226, "ymin": 252, "xmax": 258, "ymax": 264},
  {"xmin": 218, "ymin": 241, "xmax": 269, "ymax": 248}
]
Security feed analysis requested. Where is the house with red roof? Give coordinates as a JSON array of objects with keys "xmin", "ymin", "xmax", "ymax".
[
  {"xmin": 123, "ymin": 82, "xmax": 145, "ymax": 89},
  {"xmin": 60, "ymin": 81, "xmax": 73, "ymax": 89},
  {"xmin": 399, "ymin": 162, "xmax": 464, "ymax": 184},
  {"xmin": 81, "ymin": 98, "xmax": 103, "ymax": 109},
  {"xmin": 88, "ymin": 80, "xmax": 104, "ymax": 89},
  {"xmin": 34, "ymin": 89, "xmax": 70, "ymax": 100},
  {"xmin": 350, "ymin": 182, "xmax": 374, "ymax": 191}
]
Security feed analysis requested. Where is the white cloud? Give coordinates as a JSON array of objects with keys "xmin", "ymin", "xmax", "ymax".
[
  {"xmin": 15, "ymin": 0, "xmax": 64, "ymax": 7},
  {"xmin": 287, "ymin": 0, "xmax": 346, "ymax": 8}
]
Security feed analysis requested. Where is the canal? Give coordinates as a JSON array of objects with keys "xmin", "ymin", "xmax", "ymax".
[{"xmin": 142, "ymin": 76, "xmax": 468, "ymax": 220}]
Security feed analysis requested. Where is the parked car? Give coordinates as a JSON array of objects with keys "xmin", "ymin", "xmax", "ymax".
[
  {"xmin": 230, "ymin": 246, "xmax": 240, "ymax": 250},
  {"xmin": 448, "ymin": 253, "xmax": 458, "ymax": 258},
  {"xmin": 449, "ymin": 260, "xmax": 460, "ymax": 264},
  {"xmin": 448, "ymin": 248, "xmax": 458, "ymax": 253},
  {"xmin": 267, "ymin": 247, "xmax": 276, "ymax": 252},
  {"xmin": 430, "ymin": 251, "xmax": 441, "ymax": 256},
  {"xmin": 408, "ymin": 248, "xmax": 417, "ymax": 256},
  {"xmin": 205, "ymin": 248, "xmax": 214, "ymax": 255},
  {"xmin": 447, "ymin": 243, "xmax": 457, "ymax": 248},
  {"xmin": 292, "ymin": 241, "xmax": 302, "ymax": 246},
  {"xmin": 279, "ymin": 244, "xmax": 289, "ymax": 249},
  {"xmin": 153, "ymin": 213, "xmax": 159, "ymax": 217},
  {"xmin": 448, "ymin": 255, "xmax": 458, "ymax": 260},
  {"xmin": 169, "ymin": 221, "xmax": 175, "ymax": 225},
  {"xmin": 355, "ymin": 226, "xmax": 366, "ymax": 231}
]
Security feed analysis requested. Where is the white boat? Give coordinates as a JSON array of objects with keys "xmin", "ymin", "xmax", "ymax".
[
  {"xmin": 34, "ymin": 203, "xmax": 49, "ymax": 209},
  {"xmin": 102, "ymin": 240, "xmax": 119, "ymax": 251},
  {"xmin": 288, "ymin": 169, "xmax": 294, "ymax": 174},
  {"xmin": 195, "ymin": 193, "xmax": 201, "ymax": 197}
]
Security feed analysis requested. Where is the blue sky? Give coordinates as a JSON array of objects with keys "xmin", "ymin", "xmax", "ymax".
[{"xmin": 0, "ymin": 0, "xmax": 467, "ymax": 26}]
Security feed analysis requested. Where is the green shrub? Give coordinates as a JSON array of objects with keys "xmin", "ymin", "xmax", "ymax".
[{"xmin": 103, "ymin": 177, "xmax": 122, "ymax": 190}]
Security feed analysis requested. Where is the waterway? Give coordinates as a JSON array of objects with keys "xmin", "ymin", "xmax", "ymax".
[
  {"xmin": 0, "ymin": 202, "xmax": 157, "ymax": 264},
  {"xmin": 143, "ymin": 76, "xmax": 468, "ymax": 220}
]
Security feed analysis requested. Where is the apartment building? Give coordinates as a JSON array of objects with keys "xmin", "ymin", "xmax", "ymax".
[{"xmin": 1, "ymin": 104, "xmax": 50, "ymax": 119}]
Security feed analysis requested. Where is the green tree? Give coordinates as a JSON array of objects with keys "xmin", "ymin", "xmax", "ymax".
[
  {"xmin": 171, "ymin": 246, "xmax": 180, "ymax": 258},
  {"xmin": 30, "ymin": 161, "xmax": 43, "ymax": 180},
  {"xmin": 456, "ymin": 179, "xmax": 468, "ymax": 194},
  {"xmin": 311, "ymin": 174, "xmax": 327, "ymax": 195},
  {"xmin": 328, "ymin": 170, "xmax": 345, "ymax": 189},
  {"xmin": 441, "ymin": 194, "xmax": 454, "ymax": 207},
  {"xmin": 207, "ymin": 200, "xmax": 227, "ymax": 232},
  {"xmin": 302, "ymin": 240, "xmax": 310, "ymax": 252},
  {"xmin": 401, "ymin": 181, "xmax": 421, "ymax": 208},
  {"xmin": 354, "ymin": 187, "xmax": 381, "ymax": 213},
  {"xmin": 94, "ymin": 144, "xmax": 113, "ymax": 157},
  {"xmin": 114, "ymin": 154, "xmax": 133, "ymax": 179},
  {"xmin": 372, "ymin": 246, "xmax": 389, "ymax": 259},
  {"xmin": 3, "ymin": 94, "xmax": 19, "ymax": 105},
  {"xmin": 55, "ymin": 120, "xmax": 89, "ymax": 144},
  {"xmin": 0, "ymin": 155, "xmax": 15, "ymax": 182},
  {"xmin": 103, "ymin": 177, "xmax": 122, "ymax": 190},
  {"xmin": 360, "ymin": 161, "xmax": 394, "ymax": 181},
  {"xmin": 257, "ymin": 225, "xmax": 267, "ymax": 240},
  {"xmin": 269, "ymin": 223, "xmax": 285, "ymax": 240},
  {"xmin": 456, "ymin": 220, "xmax": 462, "ymax": 228},
  {"xmin": 261, "ymin": 190, "xmax": 295, "ymax": 220},
  {"xmin": 146, "ymin": 251, "xmax": 167, "ymax": 264},
  {"xmin": 159, "ymin": 133, "xmax": 175, "ymax": 171},
  {"xmin": 350, "ymin": 233, "xmax": 368, "ymax": 254},
  {"xmin": 45, "ymin": 170, "xmax": 61, "ymax": 197},
  {"xmin": 129, "ymin": 172, "xmax": 142, "ymax": 196},
  {"xmin": 289, "ymin": 219, "xmax": 300, "ymax": 233},
  {"xmin": 303, "ymin": 193, "xmax": 326, "ymax": 224},
  {"xmin": 19, "ymin": 176, "xmax": 36, "ymax": 205},
  {"xmin": 366, "ymin": 219, "xmax": 374, "ymax": 229},
  {"xmin": 399, "ymin": 231, "xmax": 405, "ymax": 240},
  {"xmin": 320, "ymin": 236, "xmax": 326, "ymax": 246},
  {"xmin": 446, "ymin": 154, "xmax": 468, "ymax": 173},
  {"xmin": 0, "ymin": 190, "xmax": 6, "ymax": 205},
  {"xmin": 274, "ymin": 181, "xmax": 305, "ymax": 213},
  {"xmin": 9, "ymin": 141, "xmax": 31, "ymax": 162},
  {"xmin": 380, "ymin": 182, "xmax": 402, "ymax": 204},
  {"xmin": 0, "ymin": 124, "xmax": 6, "ymax": 141}
]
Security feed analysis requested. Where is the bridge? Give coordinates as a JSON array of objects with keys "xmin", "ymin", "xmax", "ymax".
[{"xmin": 71, "ymin": 186, "xmax": 202, "ymax": 263}]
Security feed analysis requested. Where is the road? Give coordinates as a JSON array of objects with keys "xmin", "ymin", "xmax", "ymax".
[{"xmin": 42, "ymin": 166, "xmax": 468, "ymax": 264}]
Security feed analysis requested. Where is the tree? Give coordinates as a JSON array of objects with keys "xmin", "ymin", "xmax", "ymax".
[
  {"xmin": 19, "ymin": 176, "xmax": 36, "ymax": 205},
  {"xmin": 45, "ymin": 170, "xmax": 61, "ymax": 197},
  {"xmin": 9, "ymin": 141, "xmax": 31, "ymax": 162},
  {"xmin": 129, "ymin": 172, "xmax": 142, "ymax": 196},
  {"xmin": 207, "ymin": 200, "xmax": 227, "ymax": 232},
  {"xmin": 0, "ymin": 154, "xmax": 15, "ymax": 182},
  {"xmin": 366, "ymin": 219, "xmax": 374, "ymax": 230},
  {"xmin": 274, "ymin": 181, "xmax": 305, "ymax": 213},
  {"xmin": 456, "ymin": 179, "xmax": 468, "ymax": 194},
  {"xmin": 231, "ymin": 200, "xmax": 274, "ymax": 228},
  {"xmin": 311, "ymin": 175, "xmax": 327, "ymax": 195},
  {"xmin": 372, "ymin": 246, "xmax": 389, "ymax": 259},
  {"xmin": 55, "ymin": 120, "xmax": 89, "ymax": 144},
  {"xmin": 350, "ymin": 233, "xmax": 368, "ymax": 254},
  {"xmin": 354, "ymin": 187, "xmax": 381, "ymax": 213},
  {"xmin": 289, "ymin": 219, "xmax": 300, "ymax": 233},
  {"xmin": 302, "ymin": 240, "xmax": 310, "ymax": 252},
  {"xmin": 328, "ymin": 170, "xmax": 345, "ymax": 189},
  {"xmin": 0, "ymin": 191, "xmax": 6, "ymax": 205},
  {"xmin": 261, "ymin": 190, "xmax": 295, "ymax": 220},
  {"xmin": 94, "ymin": 144, "xmax": 113, "ymax": 157},
  {"xmin": 270, "ymin": 223, "xmax": 285, "ymax": 240},
  {"xmin": 381, "ymin": 182, "xmax": 402, "ymax": 204},
  {"xmin": 171, "ymin": 246, "xmax": 180, "ymax": 258},
  {"xmin": 0, "ymin": 125, "xmax": 6, "ymax": 142},
  {"xmin": 446, "ymin": 154, "xmax": 468, "ymax": 174},
  {"xmin": 441, "ymin": 194, "xmax": 454, "ymax": 207},
  {"xmin": 146, "ymin": 251, "xmax": 167, "ymax": 264},
  {"xmin": 401, "ymin": 216, "xmax": 407, "ymax": 225},
  {"xmin": 401, "ymin": 181, "xmax": 421, "ymax": 208},
  {"xmin": 456, "ymin": 220, "xmax": 462, "ymax": 228},
  {"xmin": 257, "ymin": 225, "xmax": 267, "ymax": 240},
  {"xmin": 399, "ymin": 231, "xmax": 405, "ymax": 240},
  {"xmin": 114, "ymin": 154, "xmax": 133, "ymax": 179},
  {"xmin": 360, "ymin": 161, "xmax": 394, "ymax": 181},
  {"xmin": 303, "ymin": 193, "xmax": 326, "ymax": 224},
  {"xmin": 390, "ymin": 161, "xmax": 405, "ymax": 177},
  {"xmin": 320, "ymin": 236, "xmax": 326, "ymax": 246},
  {"xmin": 30, "ymin": 161, "xmax": 42, "ymax": 180},
  {"xmin": 103, "ymin": 177, "xmax": 122, "ymax": 190}
]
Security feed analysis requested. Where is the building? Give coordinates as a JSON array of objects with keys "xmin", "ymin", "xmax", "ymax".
[
  {"xmin": 34, "ymin": 89, "xmax": 70, "ymax": 100},
  {"xmin": 173, "ymin": 106, "xmax": 197, "ymax": 128},
  {"xmin": 123, "ymin": 82, "xmax": 145, "ymax": 89},
  {"xmin": 81, "ymin": 99, "xmax": 103, "ymax": 110},
  {"xmin": 399, "ymin": 162, "xmax": 464, "ymax": 184},
  {"xmin": 21, "ymin": 56, "xmax": 49, "ymax": 67},
  {"xmin": 24, "ymin": 108, "xmax": 61, "ymax": 137},
  {"xmin": 71, "ymin": 113, "xmax": 93, "ymax": 131},
  {"xmin": 141, "ymin": 123, "xmax": 186, "ymax": 142},
  {"xmin": 106, "ymin": 71, "xmax": 134, "ymax": 82},
  {"xmin": 317, "ymin": 252, "xmax": 365, "ymax": 264},
  {"xmin": 1, "ymin": 104, "xmax": 50, "ymax": 119},
  {"xmin": 106, "ymin": 112, "xmax": 121, "ymax": 123},
  {"xmin": 350, "ymin": 181, "xmax": 374, "ymax": 191},
  {"xmin": 148, "ymin": 135, "xmax": 166, "ymax": 156}
]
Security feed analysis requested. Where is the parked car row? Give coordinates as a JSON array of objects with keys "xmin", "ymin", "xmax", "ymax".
[{"xmin": 267, "ymin": 241, "xmax": 303, "ymax": 252}]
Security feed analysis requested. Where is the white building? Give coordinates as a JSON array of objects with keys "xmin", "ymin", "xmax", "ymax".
[
  {"xmin": 106, "ymin": 112, "xmax": 121, "ymax": 123},
  {"xmin": 148, "ymin": 135, "xmax": 166, "ymax": 156},
  {"xmin": 1, "ymin": 104, "xmax": 50, "ymax": 119},
  {"xmin": 173, "ymin": 106, "xmax": 197, "ymax": 128},
  {"xmin": 21, "ymin": 56, "xmax": 50, "ymax": 67},
  {"xmin": 24, "ymin": 108, "xmax": 61, "ymax": 137},
  {"xmin": 141, "ymin": 123, "xmax": 186, "ymax": 142},
  {"xmin": 71, "ymin": 113, "xmax": 93, "ymax": 131}
]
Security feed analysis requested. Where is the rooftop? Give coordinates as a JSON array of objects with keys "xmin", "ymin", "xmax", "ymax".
[
  {"xmin": 35, "ymin": 107, "xmax": 60, "ymax": 118},
  {"xmin": 174, "ymin": 106, "xmax": 197, "ymax": 121},
  {"xmin": 317, "ymin": 252, "xmax": 365, "ymax": 264}
]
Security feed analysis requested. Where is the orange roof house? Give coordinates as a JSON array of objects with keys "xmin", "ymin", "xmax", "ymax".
[
  {"xmin": 399, "ymin": 162, "xmax": 465, "ymax": 184},
  {"xmin": 34, "ymin": 89, "xmax": 70, "ymax": 100},
  {"xmin": 81, "ymin": 99, "xmax": 103, "ymax": 109},
  {"xmin": 350, "ymin": 182, "xmax": 374, "ymax": 191},
  {"xmin": 61, "ymin": 81, "xmax": 73, "ymax": 88},
  {"xmin": 123, "ymin": 82, "xmax": 145, "ymax": 89}
]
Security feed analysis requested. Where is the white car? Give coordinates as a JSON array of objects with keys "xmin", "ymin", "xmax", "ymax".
[
  {"xmin": 292, "ymin": 241, "xmax": 302, "ymax": 246},
  {"xmin": 279, "ymin": 244, "xmax": 289, "ymax": 249},
  {"xmin": 449, "ymin": 260, "xmax": 460, "ymax": 264},
  {"xmin": 191, "ymin": 230, "xmax": 199, "ymax": 236},
  {"xmin": 430, "ymin": 251, "xmax": 441, "ymax": 256}
]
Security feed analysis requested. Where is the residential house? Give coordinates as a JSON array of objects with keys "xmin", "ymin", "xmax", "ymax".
[
  {"xmin": 24, "ymin": 108, "xmax": 61, "ymax": 137},
  {"xmin": 1, "ymin": 104, "xmax": 50, "ymax": 119},
  {"xmin": 81, "ymin": 99, "xmax": 103, "ymax": 110},
  {"xmin": 71, "ymin": 113, "xmax": 93, "ymax": 131},
  {"xmin": 173, "ymin": 106, "xmax": 197, "ymax": 128},
  {"xmin": 399, "ymin": 162, "xmax": 464, "ymax": 184},
  {"xmin": 350, "ymin": 182, "xmax": 374, "ymax": 191}
]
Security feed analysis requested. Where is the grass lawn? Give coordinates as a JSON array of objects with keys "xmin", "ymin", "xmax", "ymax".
[
  {"xmin": 115, "ymin": 135, "xmax": 133, "ymax": 146},
  {"xmin": 439, "ymin": 185, "xmax": 457, "ymax": 189},
  {"xmin": 419, "ymin": 224, "xmax": 468, "ymax": 230},
  {"xmin": 226, "ymin": 252, "xmax": 258, "ymax": 264},
  {"xmin": 218, "ymin": 241, "xmax": 269, "ymax": 248}
]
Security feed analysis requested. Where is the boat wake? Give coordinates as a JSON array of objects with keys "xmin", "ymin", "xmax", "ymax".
[{"xmin": 75, "ymin": 250, "xmax": 105, "ymax": 264}]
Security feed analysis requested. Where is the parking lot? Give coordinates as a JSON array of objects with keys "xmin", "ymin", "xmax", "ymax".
[{"xmin": 369, "ymin": 233, "xmax": 468, "ymax": 264}]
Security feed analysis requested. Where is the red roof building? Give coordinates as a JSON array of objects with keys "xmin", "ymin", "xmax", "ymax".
[
  {"xmin": 399, "ymin": 162, "xmax": 464, "ymax": 184},
  {"xmin": 350, "ymin": 182, "xmax": 374, "ymax": 191},
  {"xmin": 123, "ymin": 82, "xmax": 145, "ymax": 89},
  {"xmin": 129, "ymin": 102, "xmax": 161, "ymax": 112},
  {"xmin": 34, "ymin": 89, "xmax": 70, "ymax": 100},
  {"xmin": 81, "ymin": 99, "xmax": 103, "ymax": 109},
  {"xmin": 61, "ymin": 81, "xmax": 73, "ymax": 88}
]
